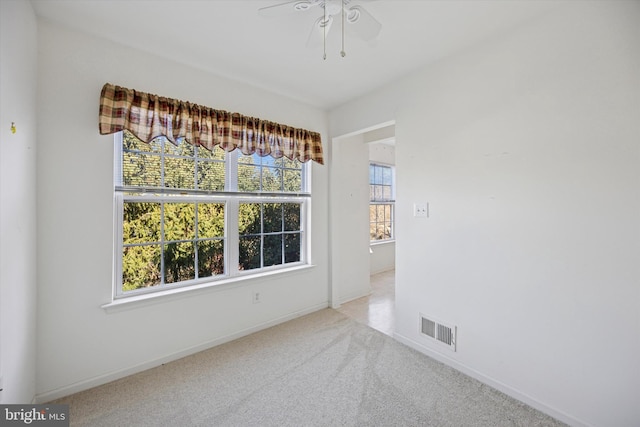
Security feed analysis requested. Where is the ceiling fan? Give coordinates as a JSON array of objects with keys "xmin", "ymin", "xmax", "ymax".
[{"xmin": 258, "ymin": 0, "xmax": 382, "ymax": 59}]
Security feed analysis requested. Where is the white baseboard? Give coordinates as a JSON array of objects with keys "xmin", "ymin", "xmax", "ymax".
[
  {"xmin": 393, "ymin": 332, "xmax": 591, "ymax": 427},
  {"xmin": 338, "ymin": 288, "xmax": 372, "ymax": 306},
  {"xmin": 36, "ymin": 302, "xmax": 328, "ymax": 403},
  {"xmin": 370, "ymin": 266, "xmax": 395, "ymax": 275}
]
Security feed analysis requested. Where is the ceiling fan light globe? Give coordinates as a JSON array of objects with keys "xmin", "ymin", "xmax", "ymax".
[
  {"xmin": 346, "ymin": 8, "xmax": 360, "ymax": 24},
  {"xmin": 294, "ymin": 2, "xmax": 312, "ymax": 12},
  {"xmin": 319, "ymin": 16, "xmax": 333, "ymax": 28}
]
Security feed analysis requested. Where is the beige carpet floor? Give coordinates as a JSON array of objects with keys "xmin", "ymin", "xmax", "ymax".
[{"xmin": 52, "ymin": 309, "xmax": 566, "ymax": 426}]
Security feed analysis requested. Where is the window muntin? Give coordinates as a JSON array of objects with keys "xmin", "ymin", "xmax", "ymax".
[
  {"xmin": 121, "ymin": 199, "xmax": 225, "ymax": 292},
  {"xmin": 238, "ymin": 155, "xmax": 304, "ymax": 193},
  {"xmin": 121, "ymin": 130, "xmax": 226, "ymax": 191},
  {"xmin": 238, "ymin": 202, "xmax": 302, "ymax": 271},
  {"xmin": 115, "ymin": 130, "xmax": 309, "ymax": 298},
  {"xmin": 369, "ymin": 163, "xmax": 394, "ymax": 242}
]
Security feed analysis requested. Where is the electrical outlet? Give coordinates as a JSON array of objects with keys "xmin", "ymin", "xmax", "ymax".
[
  {"xmin": 414, "ymin": 203, "xmax": 429, "ymax": 218},
  {"xmin": 252, "ymin": 291, "xmax": 261, "ymax": 304}
]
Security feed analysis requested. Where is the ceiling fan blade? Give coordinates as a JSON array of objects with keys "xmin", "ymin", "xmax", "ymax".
[
  {"xmin": 345, "ymin": 5, "xmax": 381, "ymax": 41},
  {"xmin": 258, "ymin": 1, "xmax": 314, "ymax": 17},
  {"xmin": 306, "ymin": 15, "xmax": 333, "ymax": 48}
]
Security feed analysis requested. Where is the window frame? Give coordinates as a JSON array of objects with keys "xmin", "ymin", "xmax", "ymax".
[
  {"xmin": 369, "ymin": 162, "xmax": 395, "ymax": 243},
  {"xmin": 113, "ymin": 131, "xmax": 311, "ymax": 300}
]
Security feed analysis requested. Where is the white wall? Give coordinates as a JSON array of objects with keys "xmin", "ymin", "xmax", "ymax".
[
  {"xmin": 0, "ymin": 0, "xmax": 38, "ymax": 404},
  {"xmin": 368, "ymin": 142, "xmax": 395, "ymax": 165},
  {"xmin": 35, "ymin": 20, "xmax": 329, "ymax": 401},
  {"xmin": 369, "ymin": 241, "xmax": 394, "ymax": 275},
  {"xmin": 330, "ymin": 2, "xmax": 640, "ymax": 427},
  {"xmin": 330, "ymin": 134, "xmax": 371, "ymax": 305},
  {"xmin": 369, "ymin": 143, "xmax": 396, "ymax": 275}
]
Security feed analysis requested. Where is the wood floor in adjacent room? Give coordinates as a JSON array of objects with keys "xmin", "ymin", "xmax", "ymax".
[{"xmin": 336, "ymin": 269, "xmax": 395, "ymax": 337}]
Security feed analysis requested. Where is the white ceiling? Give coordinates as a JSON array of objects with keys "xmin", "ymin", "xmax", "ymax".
[{"xmin": 30, "ymin": 0, "xmax": 561, "ymax": 110}]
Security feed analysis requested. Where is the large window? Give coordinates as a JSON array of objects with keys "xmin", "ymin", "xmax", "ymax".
[
  {"xmin": 115, "ymin": 130, "xmax": 309, "ymax": 298},
  {"xmin": 369, "ymin": 163, "xmax": 394, "ymax": 241}
]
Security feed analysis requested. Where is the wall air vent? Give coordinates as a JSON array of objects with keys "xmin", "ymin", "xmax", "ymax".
[{"xmin": 420, "ymin": 314, "xmax": 457, "ymax": 352}]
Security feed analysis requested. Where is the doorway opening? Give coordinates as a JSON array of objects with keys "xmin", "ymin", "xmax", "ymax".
[
  {"xmin": 337, "ymin": 268, "xmax": 395, "ymax": 336},
  {"xmin": 331, "ymin": 122, "xmax": 396, "ymax": 336}
]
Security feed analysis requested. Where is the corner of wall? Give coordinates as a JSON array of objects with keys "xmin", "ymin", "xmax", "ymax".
[{"xmin": 0, "ymin": 0, "xmax": 39, "ymax": 405}]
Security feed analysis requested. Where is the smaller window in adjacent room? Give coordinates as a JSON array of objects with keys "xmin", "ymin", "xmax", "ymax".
[{"xmin": 369, "ymin": 163, "xmax": 395, "ymax": 241}]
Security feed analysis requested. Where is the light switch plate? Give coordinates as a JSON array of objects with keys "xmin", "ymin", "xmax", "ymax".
[{"xmin": 414, "ymin": 203, "xmax": 429, "ymax": 218}]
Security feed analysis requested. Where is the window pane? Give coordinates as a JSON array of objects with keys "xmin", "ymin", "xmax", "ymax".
[
  {"xmin": 238, "ymin": 164, "xmax": 260, "ymax": 192},
  {"xmin": 164, "ymin": 138, "xmax": 195, "ymax": 157},
  {"xmin": 282, "ymin": 157, "xmax": 300, "ymax": 169},
  {"xmin": 263, "ymin": 203, "xmax": 282, "ymax": 233},
  {"xmin": 384, "ymin": 222, "xmax": 392, "ymax": 239},
  {"xmin": 237, "ymin": 155, "xmax": 305, "ymax": 193},
  {"xmin": 147, "ymin": 139, "xmax": 164, "ymax": 153},
  {"xmin": 370, "ymin": 164, "xmax": 393, "ymax": 187},
  {"xmin": 197, "ymin": 160, "xmax": 225, "ymax": 191},
  {"xmin": 164, "ymin": 242, "xmax": 195, "ymax": 283},
  {"xmin": 283, "ymin": 203, "xmax": 300, "ymax": 231},
  {"xmin": 239, "ymin": 153, "xmax": 260, "ymax": 164},
  {"xmin": 123, "ymin": 202, "xmax": 161, "ymax": 244},
  {"xmin": 262, "ymin": 167, "xmax": 282, "ymax": 192},
  {"xmin": 384, "ymin": 204, "xmax": 392, "ymax": 219},
  {"xmin": 122, "ymin": 245, "xmax": 161, "ymax": 291},
  {"xmin": 374, "ymin": 185, "xmax": 383, "ymax": 201},
  {"xmin": 283, "ymin": 169, "xmax": 302, "ymax": 192},
  {"xmin": 164, "ymin": 157, "xmax": 195, "ymax": 189},
  {"xmin": 123, "ymin": 131, "xmax": 161, "ymax": 153},
  {"xmin": 382, "ymin": 185, "xmax": 392, "ymax": 200},
  {"xmin": 198, "ymin": 240, "xmax": 224, "ymax": 278},
  {"xmin": 239, "ymin": 203, "xmax": 261, "ymax": 235},
  {"xmin": 382, "ymin": 167, "xmax": 392, "ymax": 185},
  {"xmin": 197, "ymin": 203, "xmax": 224, "ymax": 238},
  {"xmin": 239, "ymin": 235, "xmax": 261, "ymax": 271},
  {"xmin": 285, "ymin": 233, "xmax": 301, "ymax": 263},
  {"xmin": 164, "ymin": 203, "xmax": 195, "ymax": 241},
  {"xmin": 374, "ymin": 165, "xmax": 383, "ymax": 185},
  {"xmin": 197, "ymin": 145, "xmax": 225, "ymax": 161},
  {"xmin": 123, "ymin": 152, "xmax": 162, "ymax": 187},
  {"xmin": 264, "ymin": 234, "xmax": 283, "ymax": 266}
]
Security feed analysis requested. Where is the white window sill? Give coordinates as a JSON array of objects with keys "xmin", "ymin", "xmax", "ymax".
[
  {"xmin": 370, "ymin": 239, "xmax": 395, "ymax": 247},
  {"xmin": 102, "ymin": 264, "xmax": 316, "ymax": 314}
]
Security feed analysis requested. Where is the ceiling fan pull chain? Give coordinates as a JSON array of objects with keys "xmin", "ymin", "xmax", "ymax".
[
  {"xmin": 323, "ymin": 2, "xmax": 327, "ymax": 60},
  {"xmin": 341, "ymin": 0, "xmax": 346, "ymax": 57}
]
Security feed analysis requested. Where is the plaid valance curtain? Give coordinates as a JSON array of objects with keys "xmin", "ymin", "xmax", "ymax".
[{"xmin": 99, "ymin": 83, "xmax": 324, "ymax": 164}]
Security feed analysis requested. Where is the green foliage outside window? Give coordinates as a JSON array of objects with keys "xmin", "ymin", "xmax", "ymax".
[
  {"xmin": 238, "ymin": 203, "xmax": 302, "ymax": 271},
  {"xmin": 119, "ymin": 131, "xmax": 304, "ymax": 293}
]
